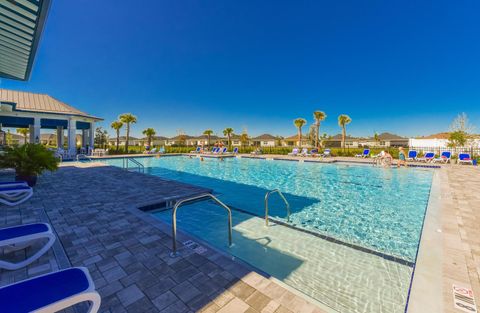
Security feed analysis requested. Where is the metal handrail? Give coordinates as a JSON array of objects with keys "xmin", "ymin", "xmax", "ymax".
[
  {"xmin": 76, "ymin": 154, "xmax": 91, "ymax": 162},
  {"xmin": 170, "ymin": 193, "xmax": 233, "ymax": 257},
  {"xmin": 123, "ymin": 157, "xmax": 145, "ymax": 173},
  {"xmin": 265, "ymin": 189, "xmax": 290, "ymax": 226}
]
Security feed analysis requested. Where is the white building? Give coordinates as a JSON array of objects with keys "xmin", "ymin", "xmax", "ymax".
[{"xmin": 0, "ymin": 89, "xmax": 102, "ymax": 155}]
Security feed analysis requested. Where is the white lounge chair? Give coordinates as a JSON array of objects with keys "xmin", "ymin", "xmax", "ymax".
[
  {"xmin": 288, "ymin": 148, "xmax": 299, "ymax": 156},
  {"xmin": 320, "ymin": 149, "xmax": 331, "ymax": 157},
  {"xmin": 0, "ymin": 181, "xmax": 28, "ymax": 187},
  {"xmin": 300, "ymin": 148, "xmax": 310, "ymax": 157},
  {"xmin": 0, "ymin": 223, "xmax": 56, "ymax": 270},
  {"xmin": 458, "ymin": 153, "xmax": 473, "ymax": 165},
  {"xmin": 0, "ymin": 267, "xmax": 101, "ymax": 313},
  {"xmin": 432, "ymin": 151, "xmax": 451, "ymax": 164},
  {"xmin": 190, "ymin": 147, "xmax": 201, "ymax": 153},
  {"xmin": 0, "ymin": 185, "xmax": 33, "ymax": 206},
  {"xmin": 417, "ymin": 152, "xmax": 435, "ymax": 163},
  {"xmin": 218, "ymin": 147, "xmax": 227, "ymax": 154}
]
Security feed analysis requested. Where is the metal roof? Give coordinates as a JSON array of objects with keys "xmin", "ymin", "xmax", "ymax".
[
  {"xmin": 0, "ymin": 0, "xmax": 51, "ymax": 81},
  {"xmin": 0, "ymin": 88, "xmax": 102, "ymax": 120}
]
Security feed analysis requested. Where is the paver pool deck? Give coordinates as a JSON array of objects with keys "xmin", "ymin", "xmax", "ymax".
[{"xmin": 0, "ymin": 155, "xmax": 479, "ymax": 313}]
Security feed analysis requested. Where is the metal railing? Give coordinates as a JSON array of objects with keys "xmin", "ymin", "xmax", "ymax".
[
  {"xmin": 76, "ymin": 154, "xmax": 92, "ymax": 162},
  {"xmin": 265, "ymin": 189, "xmax": 290, "ymax": 226},
  {"xmin": 123, "ymin": 157, "xmax": 144, "ymax": 173},
  {"xmin": 170, "ymin": 193, "xmax": 233, "ymax": 257}
]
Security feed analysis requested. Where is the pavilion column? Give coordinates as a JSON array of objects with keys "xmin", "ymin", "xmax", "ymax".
[
  {"xmin": 56, "ymin": 126, "xmax": 64, "ymax": 148},
  {"xmin": 89, "ymin": 122, "xmax": 95, "ymax": 151},
  {"xmin": 29, "ymin": 118, "xmax": 40, "ymax": 144},
  {"xmin": 67, "ymin": 119, "xmax": 77, "ymax": 155},
  {"xmin": 81, "ymin": 130, "xmax": 88, "ymax": 149}
]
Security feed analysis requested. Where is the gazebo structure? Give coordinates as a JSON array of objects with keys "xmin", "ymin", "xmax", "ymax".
[{"xmin": 0, "ymin": 89, "xmax": 102, "ymax": 155}]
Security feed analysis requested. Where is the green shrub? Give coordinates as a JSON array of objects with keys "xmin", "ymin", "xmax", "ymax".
[{"xmin": 0, "ymin": 144, "xmax": 59, "ymax": 176}]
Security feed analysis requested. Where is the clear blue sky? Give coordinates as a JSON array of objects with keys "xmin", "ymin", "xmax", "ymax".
[{"xmin": 1, "ymin": 1, "xmax": 479, "ymax": 138}]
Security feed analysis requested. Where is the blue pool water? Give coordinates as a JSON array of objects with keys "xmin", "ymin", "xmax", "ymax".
[{"xmin": 104, "ymin": 156, "xmax": 433, "ymax": 263}]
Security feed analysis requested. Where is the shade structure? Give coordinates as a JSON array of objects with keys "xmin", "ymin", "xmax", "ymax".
[{"xmin": 0, "ymin": 0, "xmax": 51, "ymax": 81}]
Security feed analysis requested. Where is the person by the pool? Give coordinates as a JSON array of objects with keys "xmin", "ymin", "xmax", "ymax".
[{"xmin": 398, "ymin": 147, "xmax": 407, "ymax": 167}]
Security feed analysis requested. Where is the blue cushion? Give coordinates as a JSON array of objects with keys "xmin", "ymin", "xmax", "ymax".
[
  {"xmin": 0, "ymin": 268, "xmax": 90, "ymax": 312},
  {"xmin": 0, "ymin": 223, "xmax": 49, "ymax": 241},
  {"xmin": 408, "ymin": 151, "xmax": 417, "ymax": 158},
  {"xmin": 0, "ymin": 186, "xmax": 30, "ymax": 192},
  {"xmin": 425, "ymin": 153, "xmax": 435, "ymax": 158},
  {"xmin": 0, "ymin": 181, "xmax": 25, "ymax": 185}
]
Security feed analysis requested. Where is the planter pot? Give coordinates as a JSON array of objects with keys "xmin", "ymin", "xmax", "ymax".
[{"xmin": 15, "ymin": 175, "xmax": 37, "ymax": 187}]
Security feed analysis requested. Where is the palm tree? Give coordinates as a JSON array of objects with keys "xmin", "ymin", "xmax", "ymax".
[
  {"xmin": 313, "ymin": 111, "xmax": 326, "ymax": 148},
  {"xmin": 293, "ymin": 118, "xmax": 307, "ymax": 147},
  {"xmin": 338, "ymin": 114, "xmax": 352, "ymax": 150},
  {"xmin": 142, "ymin": 128, "xmax": 156, "ymax": 147},
  {"xmin": 240, "ymin": 132, "xmax": 249, "ymax": 149},
  {"xmin": 373, "ymin": 132, "xmax": 380, "ymax": 147},
  {"xmin": 119, "ymin": 113, "xmax": 137, "ymax": 153},
  {"xmin": 203, "ymin": 129, "xmax": 213, "ymax": 148},
  {"xmin": 110, "ymin": 121, "xmax": 123, "ymax": 151},
  {"xmin": 16, "ymin": 128, "xmax": 29, "ymax": 144},
  {"xmin": 223, "ymin": 128, "xmax": 234, "ymax": 149}
]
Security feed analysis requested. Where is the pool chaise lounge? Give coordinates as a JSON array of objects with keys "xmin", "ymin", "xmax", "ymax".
[
  {"xmin": 0, "ymin": 181, "xmax": 28, "ymax": 187},
  {"xmin": 190, "ymin": 147, "xmax": 201, "ymax": 153},
  {"xmin": 0, "ymin": 185, "xmax": 33, "ymax": 206},
  {"xmin": 417, "ymin": 152, "xmax": 435, "ymax": 162},
  {"xmin": 355, "ymin": 149, "xmax": 370, "ymax": 158},
  {"xmin": 432, "ymin": 151, "xmax": 451, "ymax": 163},
  {"xmin": 320, "ymin": 149, "xmax": 331, "ymax": 157},
  {"xmin": 300, "ymin": 148, "xmax": 310, "ymax": 156},
  {"xmin": 407, "ymin": 150, "xmax": 418, "ymax": 161},
  {"xmin": 458, "ymin": 153, "xmax": 473, "ymax": 165},
  {"xmin": 0, "ymin": 223, "xmax": 56, "ymax": 270},
  {"xmin": 288, "ymin": 148, "xmax": 299, "ymax": 156},
  {"xmin": 0, "ymin": 267, "xmax": 101, "ymax": 313}
]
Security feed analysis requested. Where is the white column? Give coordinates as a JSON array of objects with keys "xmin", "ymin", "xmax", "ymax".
[
  {"xmin": 89, "ymin": 122, "xmax": 95, "ymax": 150},
  {"xmin": 68, "ymin": 119, "xmax": 77, "ymax": 155},
  {"xmin": 56, "ymin": 126, "xmax": 64, "ymax": 148},
  {"xmin": 81, "ymin": 129, "xmax": 88, "ymax": 148},
  {"xmin": 29, "ymin": 118, "xmax": 40, "ymax": 144}
]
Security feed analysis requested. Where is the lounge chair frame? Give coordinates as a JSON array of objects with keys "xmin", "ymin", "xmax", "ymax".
[
  {"xmin": 0, "ymin": 223, "xmax": 56, "ymax": 270},
  {"xmin": 0, "ymin": 186, "xmax": 33, "ymax": 206}
]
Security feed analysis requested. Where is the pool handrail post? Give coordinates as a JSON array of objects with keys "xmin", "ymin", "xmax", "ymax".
[
  {"xmin": 170, "ymin": 193, "xmax": 233, "ymax": 258},
  {"xmin": 265, "ymin": 189, "xmax": 291, "ymax": 227}
]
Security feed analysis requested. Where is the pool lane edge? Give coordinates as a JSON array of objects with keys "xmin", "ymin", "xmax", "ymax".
[{"xmin": 406, "ymin": 168, "xmax": 443, "ymax": 313}]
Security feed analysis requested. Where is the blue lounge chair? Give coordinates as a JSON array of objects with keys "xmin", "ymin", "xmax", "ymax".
[
  {"xmin": 0, "ymin": 185, "xmax": 33, "ymax": 206},
  {"xmin": 432, "ymin": 151, "xmax": 451, "ymax": 163},
  {"xmin": 417, "ymin": 152, "xmax": 435, "ymax": 163},
  {"xmin": 218, "ymin": 147, "xmax": 227, "ymax": 154},
  {"xmin": 0, "ymin": 223, "xmax": 55, "ymax": 270},
  {"xmin": 232, "ymin": 147, "xmax": 239, "ymax": 154},
  {"xmin": 288, "ymin": 148, "xmax": 299, "ymax": 156},
  {"xmin": 190, "ymin": 147, "xmax": 201, "ymax": 153},
  {"xmin": 320, "ymin": 149, "xmax": 331, "ymax": 157},
  {"xmin": 300, "ymin": 148, "xmax": 310, "ymax": 156},
  {"xmin": 407, "ymin": 150, "xmax": 418, "ymax": 161},
  {"xmin": 355, "ymin": 149, "xmax": 370, "ymax": 158},
  {"xmin": 0, "ymin": 267, "xmax": 101, "ymax": 313},
  {"xmin": 210, "ymin": 147, "xmax": 219, "ymax": 154},
  {"xmin": 458, "ymin": 153, "xmax": 473, "ymax": 165}
]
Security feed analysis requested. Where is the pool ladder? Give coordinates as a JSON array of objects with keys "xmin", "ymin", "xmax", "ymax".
[
  {"xmin": 123, "ymin": 157, "xmax": 145, "ymax": 173},
  {"xmin": 76, "ymin": 154, "xmax": 92, "ymax": 162},
  {"xmin": 265, "ymin": 189, "xmax": 290, "ymax": 226},
  {"xmin": 170, "ymin": 193, "xmax": 233, "ymax": 257}
]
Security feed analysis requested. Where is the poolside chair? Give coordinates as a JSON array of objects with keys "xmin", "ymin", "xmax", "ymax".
[
  {"xmin": 0, "ymin": 267, "xmax": 101, "ymax": 313},
  {"xmin": 310, "ymin": 148, "xmax": 318, "ymax": 156},
  {"xmin": 288, "ymin": 148, "xmax": 299, "ymax": 156},
  {"xmin": 232, "ymin": 147, "xmax": 239, "ymax": 154},
  {"xmin": 0, "ymin": 185, "xmax": 33, "ymax": 206},
  {"xmin": 300, "ymin": 148, "xmax": 310, "ymax": 157},
  {"xmin": 0, "ymin": 181, "xmax": 28, "ymax": 187},
  {"xmin": 218, "ymin": 147, "xmax": 227, "ymax": 154},
  {"xmin": 432, "ymin": 151, "xmax": 451, "ymax": 164},
  {"xmin": 190, "ymin": 147, "xmax": 201, "ymax": 154},
  {"xmin": 458, "ymin": 153, "xmax": 473, "ymax": 165},
  {"xmin": 407, "ymin": 150, "xmax": 418, "ymax": 161},
  {"xmin": 320, "ymin": 149, "xmax": 331, "ymax": 157},
  {"xmin": 417, "ymin": 152, "xmax": 435, "ymax": 163},
  {"xmin": 149, "ymin": 148, "xmax": 158, "ymax": 154},
  {"xmin": 355, "ymin": 149, "xmax": 370, "ymax": 158},
  {"xmin": 0, "ymin": 223, "xmax": 56, "ymax": 270},
  {"xmin": 210, "ymin": 147, "xmax": 219, "ymax": 154}
]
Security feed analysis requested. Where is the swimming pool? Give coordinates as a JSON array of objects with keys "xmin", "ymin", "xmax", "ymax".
[{"xmin": 104, "ymin": 156, "xmax": 434, "ymax": 313}]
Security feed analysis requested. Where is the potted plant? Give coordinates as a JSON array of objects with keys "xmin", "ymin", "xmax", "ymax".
[{"xmin": 0, "ymin": 144, "xmax": 59, "ymax": 186}]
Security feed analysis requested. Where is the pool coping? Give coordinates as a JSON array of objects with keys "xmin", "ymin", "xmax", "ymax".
[{"xmin": 406, "ymin": 168, "xmax": 443, "ymax": 312}]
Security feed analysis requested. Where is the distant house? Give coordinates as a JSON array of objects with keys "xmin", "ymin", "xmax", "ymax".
[
  {"xmin": 251, "ymin": 134, "xmax": 277, "ymax": 147},
  {"xmin": 144, "ymin": 136, "xmax": 168, "ymax": 146},
  {"xmin": 283, "ymin": 135, "xmax": 310, "ymax": 147},
  {"xmin": 358, "ymin": 132, "xmax": 408, "ymax": 147},
  {"xmin": 166, "ymin": 135, "xmax": 195, "ymax": 146},
  {"xmin": 323, "ymin": 134, "xmax": 362, "ymax": 148},
  {"xmin": 108, "ymin": 136, "xmax": 143, "ymax": 146}
]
